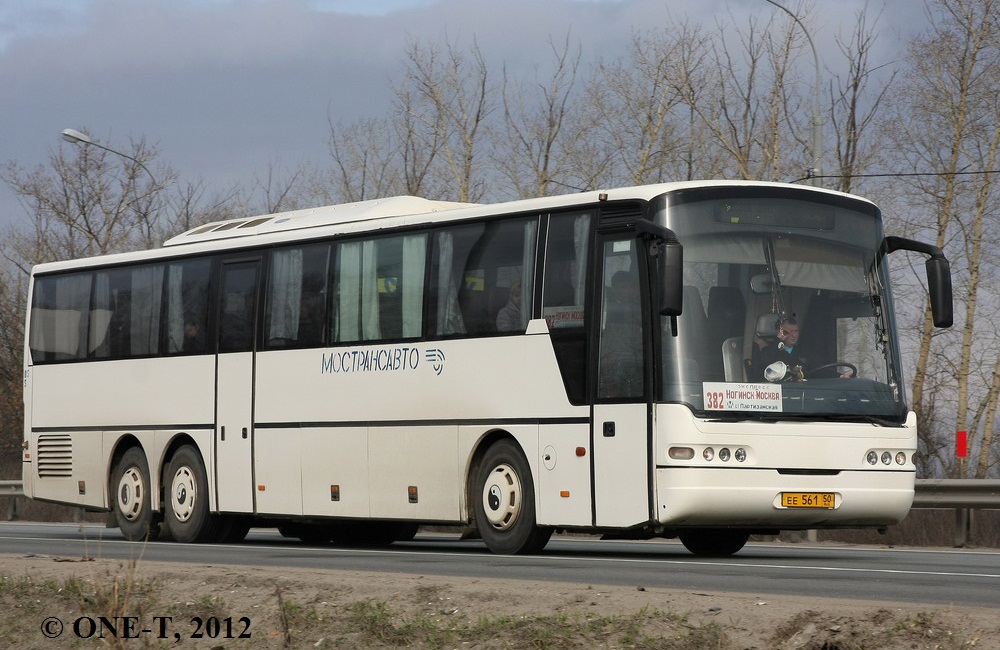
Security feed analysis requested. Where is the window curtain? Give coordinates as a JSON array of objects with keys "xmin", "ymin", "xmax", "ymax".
[
  {"xmin": 519, "ymin": 221, "xmax": 538, "ymax": 328},
  {"xmin": 436, "ymin": 232, "xmax": 464, "ymax": 335},
  {"xmin": 89, "ymin": 272, "xmax": 111, "ymax": 354},
  {"xmin": 130, "ymin": 266, "xmax": 163, "ymax": 355},
  {"xmin": 360, "ymin": 239, "xmax": 380, "ymax": 340},
  {"xmin": 573, "ymin": 213, "xmax": 591, "ymax": 305},
  {"xmin": 401, "ymin": 234, "xmax": 426, "ymax": 337},
  {"xmin": 337, "ymin": 242, "xmax": 362, "ymax": 341},
  {"xmin": 269, "ymin": 249, "xmax": 304, "ymax": 341}
]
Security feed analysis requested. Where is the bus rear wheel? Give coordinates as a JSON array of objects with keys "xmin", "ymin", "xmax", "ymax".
[
  {"xmin": 474, "ymin": 439, "xmax": 552, "ymax": 555},
  {"xmin": 112, "ymin": 447, "xmax": 159, "ymax": 541},
  {"xmin": 164, "ymin": 445, "xmax": 221, "ymax": 543},
  {"xmin": 678, "ymin": 529, "xmax": 749, "ymax": 556}
]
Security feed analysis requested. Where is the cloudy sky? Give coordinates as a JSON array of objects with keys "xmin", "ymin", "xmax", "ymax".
[{"xmin": 1, "ymin": 0, "xmax": 929, "ymax": 229}]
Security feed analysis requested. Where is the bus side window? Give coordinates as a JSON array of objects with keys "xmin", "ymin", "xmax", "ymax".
[
  {"xmin": 166, "ymin": 259, "xmax": 212, "ymax": 355},
  {"xmin": 542, "ymin": 210, "xmax": 592, "ymax": 403},
  {"xmin": 29, "ymin": 274, "xmax": 92, "ymax": 362},
  {"xmin": 265, "ymin": 244, "xmax": 330, "ymax": 348},
  {"xmin": 431, "ymin": 218, "xmax": 536, "ymax": 337},
  {"xmin": 333, "ymin": 234, "xmax": 426, "ymax": 343}
]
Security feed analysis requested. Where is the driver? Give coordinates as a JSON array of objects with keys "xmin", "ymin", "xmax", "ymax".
[
  {"xmin": 757, "ymin": 316, "xmax": 804, "ymax": 380},
  {"xmin": 757, "ymin": 315, "xmax": 854, "ymax": 381}
]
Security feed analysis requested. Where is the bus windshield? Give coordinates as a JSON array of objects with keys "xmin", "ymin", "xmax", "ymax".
[{"xmin": 655, "ymin": 189, "xmax": 906, "ymax": 423}]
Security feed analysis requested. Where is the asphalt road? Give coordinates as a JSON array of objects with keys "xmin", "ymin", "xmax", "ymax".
[{"xmin": 0, "ymin": 522, "xmax": 997, "ymax": 608}]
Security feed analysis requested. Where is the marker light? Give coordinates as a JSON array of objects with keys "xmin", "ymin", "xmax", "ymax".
[{"xmin": 669, "ymin": 447, "xmax": 695, "ymax": 461}]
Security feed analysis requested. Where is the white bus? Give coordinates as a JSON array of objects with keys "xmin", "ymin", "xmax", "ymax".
[{"xmin": 22, "ymin": 181, "xmax": 952, "ymax": 556}]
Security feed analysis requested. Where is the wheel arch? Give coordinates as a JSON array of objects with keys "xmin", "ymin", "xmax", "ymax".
[
  {"xmin": 107, "ymin": 434, "xmax": 144, "ymax": 510},
  {"xmin": 464, "ymin": 429, "xmax": 521, "ymax": 523}
]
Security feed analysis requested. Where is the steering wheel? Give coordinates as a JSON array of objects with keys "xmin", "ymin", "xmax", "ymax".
[{"xmin": 809, "ymin": 362, "xmax": 858, "ymax": 378}]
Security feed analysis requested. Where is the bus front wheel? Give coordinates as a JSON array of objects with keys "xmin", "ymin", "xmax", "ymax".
[
  {"xmin": 164, "ymin": 446, "xmax": 220, "ymax": 543},
  {"xmin": 112, "ymin": 447, "xmax": 159, "ymax": 541},
  {"xmin": 474, "ymin": 439, "xmax": 552, "ymax": 555},
  {"xmin": 678, "ymin": 529, "xmax": 749, "ymax": 556}
]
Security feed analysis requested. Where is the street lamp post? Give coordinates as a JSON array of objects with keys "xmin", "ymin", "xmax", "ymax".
[
  {"xmin": 60, "ymin": 128, "xmax": 159, "ymax": 188},
  {"xmin": 762, "ymin": 0, "xmax": 822, "ymax": 186}
]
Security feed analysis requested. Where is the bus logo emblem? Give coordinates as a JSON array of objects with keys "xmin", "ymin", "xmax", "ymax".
[{"xmin": 425, "ymin": 349, "xmax": 446, "ymax": 375}]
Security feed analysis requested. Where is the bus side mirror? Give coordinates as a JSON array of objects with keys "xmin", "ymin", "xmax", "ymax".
[
  {"xmin": 658, "ymin": 240, "xmax": 683, "ymax": 317},
  {"xmin": 926, "ymin": 257, "xmax": 953, "ymax": 328},
  {"xmin": 884, "ymin": 235, "xmax": 953, "ymax": 329}
]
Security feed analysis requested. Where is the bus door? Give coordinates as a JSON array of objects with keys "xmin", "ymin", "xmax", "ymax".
[
  {"xmin": 214, "ymin": 259, "xmax": 260, "ymax": 513},
  {"xmin": 591, "ymin": 233, "xmax": 652, "ymax": 527}
]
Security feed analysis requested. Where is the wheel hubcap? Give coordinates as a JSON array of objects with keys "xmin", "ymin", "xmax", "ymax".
[
  {"xmin": 117, "ymin": 468, "xmax": 144, "ymax": 522},
  {"xmin": 482, "ymin": 463, "xmax": 521, "ymax": 531},
  {"xmin": 170, "ymin": 466, "xmax": 197, "ymax": 523}
]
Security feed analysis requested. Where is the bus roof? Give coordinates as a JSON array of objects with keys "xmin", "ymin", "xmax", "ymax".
[
  {"xmin": 162, "ymin": 195, "xmax": 477, "ymax": 247},
  {"xmin": 32, "ymin": 180, "xmax": 872, "ymax": 274}
]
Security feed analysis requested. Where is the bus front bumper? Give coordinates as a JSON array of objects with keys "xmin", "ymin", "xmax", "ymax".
[{"xmin": 654, "ymin": 467, "xmax": 914, "ymax": 529}]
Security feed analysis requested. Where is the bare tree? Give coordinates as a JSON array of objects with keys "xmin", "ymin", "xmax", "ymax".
[
  {"xmin": 588, "ymin": 29, "xmax": 690, "ymax": 185},
  {"xmin": 395, "ymin": 36, "xmax": 494, "ymax": 202},
  {"xmin": 497, "ymin": 33, "xmax": 584, "ymax": 198},
  {"xmin": 886, "ymin": 0, "xmax": 1000, "ymax": 477},
  {"xmin": 1, "ymin": 133, "xmax": 173, "ymax": 264},
  {"xmin": 828, "ymin": 7, "xmax": 895, "ymax": 194},
  {"xmin": 327, "ymin": 117, "xmax": 409, "ymax": 202},
  {"xmin": 694, "ymin": 11, "xmax": 809, "ymax": 181}
]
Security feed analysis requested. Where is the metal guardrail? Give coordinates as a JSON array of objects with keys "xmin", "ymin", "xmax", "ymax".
[
  {"xmin": 1, "ymin": 479, "xmax": 997, "ymax": 545},
  {"xmin": 0, "ymin": 480, "xmax": 24, "ymax": 521},
  {"xmin": 0, "ymin": 480, "xmax": 23, "ymax": 497},
  {"xmin": 911, "ymin": 479, "xmax": 1000, "ymax": 547},
  {"xmin": 911, "ymin": 478, "xmax": 1000, "ymax": 508}
]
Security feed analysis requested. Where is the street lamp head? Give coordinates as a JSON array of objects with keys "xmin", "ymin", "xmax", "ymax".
[{"xmin": 61, "ymin": 128, "xmax": 93, "ymax": 146}]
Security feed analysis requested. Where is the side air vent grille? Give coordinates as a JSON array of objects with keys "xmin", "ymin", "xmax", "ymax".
[
  {"xmin": 37, "ymin": 433, "xmax": 73, "ymax": 478},
  {"xmin": 599, "ymin": 201, "xmax": 644, "ymax": 220}
]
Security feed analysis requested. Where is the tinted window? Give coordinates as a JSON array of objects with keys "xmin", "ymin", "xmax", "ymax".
[
  {"xmin": 333, "ymin": 233, "xmax": 427, "ymax": 343},
  {"xmin": 430, "ymin": 218, "xmax": 537, "ymax": 337},
  {"xmin": 264, "ymin": 244, "xmax": 330, "ymax": 349}
]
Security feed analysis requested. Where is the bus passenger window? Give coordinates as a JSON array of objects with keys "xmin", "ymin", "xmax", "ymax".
[
  {"xmin": 265, "ymin": 244, "xmax": 330, "ymax": 348},
  {"xmin": 541, "ymin": 211, "xmax": 592, "ymax": 404},
  {"xmin": 29, "ymin": 274, "xmax": 92, "ymax": 362},
  {"xmin": 333, "ymin": 234, "xmax": 426, "ymax": 343},
  {"xmin": 165, "ymin": 259, "xmax": 212, "ymax": 355}
]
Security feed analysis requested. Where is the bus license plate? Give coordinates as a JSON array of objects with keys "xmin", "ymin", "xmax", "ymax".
[{"xmin": 781, "ymin": 492, "xmax": 835, "ymax": 509}]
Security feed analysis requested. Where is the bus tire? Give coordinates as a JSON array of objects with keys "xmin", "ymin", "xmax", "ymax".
[
  {"xmin": 474, "ymin": 439, "xmax": 552, "ymax": 555},
  {"xmin": 112, "ymin": 447, "xmax": 159, "ymax": 541},
  {"xmin": 164, "ymin": 445, "xmax": 220, "ymax": 543},
  {"xmin": 678, "ymin": 529, "xmax": 749, "ymax": 557}
]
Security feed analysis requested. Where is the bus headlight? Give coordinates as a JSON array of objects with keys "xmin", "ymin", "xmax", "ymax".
[
  {"xmin": 866, "ymin": 451, "xmax": 879, "ymax": 465},
  {"xmin": 734, "ymin": 447, "xmax": 747, "ymax": 463},
  {"xmin": 895, "ymin": 452, "xmax": 907, "ymax": 466},
  {"xmin": 719, "ymin": 448, "xmax": 731, "ymax": 462},
  {"xmin": 703, "ymin": 447, "xmax": 715, "ymax": 461},
  {"xmin": 881, "ymin": 451, "xmax": 892, "ymax": 465}
]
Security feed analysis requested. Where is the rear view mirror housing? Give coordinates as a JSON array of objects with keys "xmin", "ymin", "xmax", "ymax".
[{"xmin": 884, "ymin": 236, "xmax": 953, "ymax": 328}]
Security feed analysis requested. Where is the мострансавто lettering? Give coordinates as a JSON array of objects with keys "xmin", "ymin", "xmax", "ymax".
[{"xmin": 321, "ymin": 347, "xmax": 421, "ymax": 374}]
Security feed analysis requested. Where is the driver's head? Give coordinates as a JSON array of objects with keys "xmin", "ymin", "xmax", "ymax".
[{"xmin": 775, "ymin": 316, "xmax": 799, "ymax": 344}]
